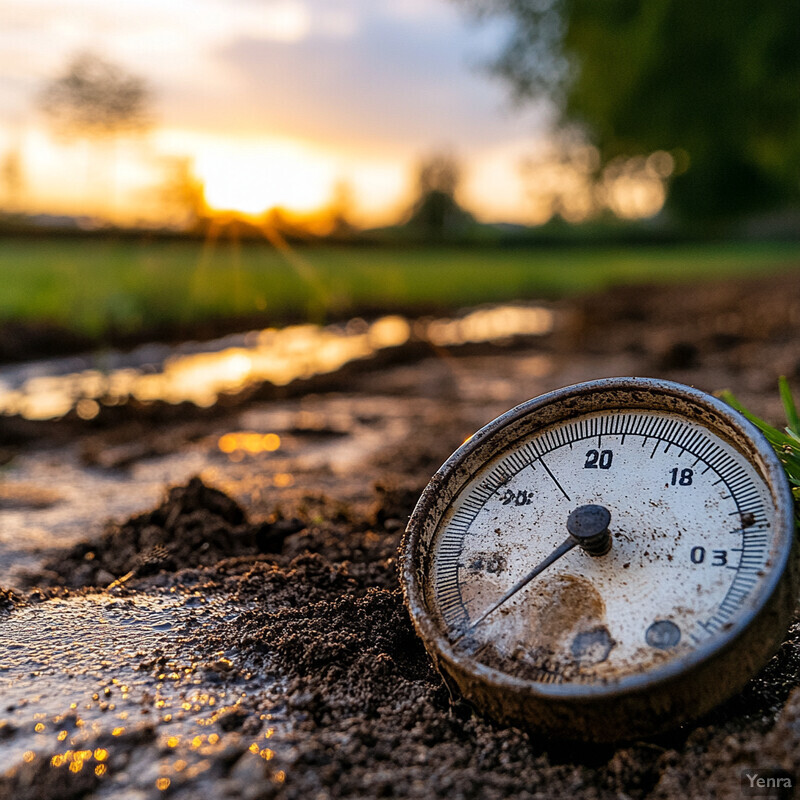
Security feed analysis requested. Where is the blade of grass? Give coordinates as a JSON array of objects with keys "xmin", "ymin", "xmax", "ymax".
[
  {"xmin": 720, "ymin": 383, "xmax": 800, "ymax": 524},
  {"xmin": 717, "ymin": 390, "xmax": 788, "ymax": 445},
  {"xmin": 779, "ymin": 376, "xmax": 800, "ymax": 436}
]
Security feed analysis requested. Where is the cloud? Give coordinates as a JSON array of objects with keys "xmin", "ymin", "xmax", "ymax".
[
  {"xmin": 0, "ymin": 0, "xmax": 548, "ymax": 204},
  {"xmin": 234, "ymin": 0, "xmax": 361, "ymax": 40},
  {"xmin": 215, "ymin": 2, "xmax": 532, "ymax": 152},
  {"xmin": 0, "ymin": 0, "xmax": 351, "ymax": 97}
]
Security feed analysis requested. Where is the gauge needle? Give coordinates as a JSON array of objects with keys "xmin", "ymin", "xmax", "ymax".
[{"xmin": 453, "ymin": 504, "xmax": 612, "ymax": 643}]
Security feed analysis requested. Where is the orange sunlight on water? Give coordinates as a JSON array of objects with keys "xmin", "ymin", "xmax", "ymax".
[{"xmin": 0, "ymin": 305, "xmax": 555, "ymax": 421}]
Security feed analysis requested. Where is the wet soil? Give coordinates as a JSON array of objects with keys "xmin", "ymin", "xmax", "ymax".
[{"xmin": 2, "ymin": 270, "xmax": 800, "ymax": 799}]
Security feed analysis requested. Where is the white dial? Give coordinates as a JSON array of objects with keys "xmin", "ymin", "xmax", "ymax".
[
  {"xmin": 403, "ymin": 379, "xmax": 796, "ymax": 740},
  {"xmin": 432, "ymin": 409, "xmax": 775, "ymax": 684}
]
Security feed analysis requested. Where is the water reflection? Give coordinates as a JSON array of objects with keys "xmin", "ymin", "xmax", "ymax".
[
  {"xmin": 424, "ymin": 305, "xmax": 552, "ymax": 347},
  {"xmin": 218, "ymin": 432, "xmax": 281, "ymax": 454},
  {"xmin": 0, "ymin": 304, "xmax": 553, "ymax": 421},
  {"xmin": 0, "ymin": 590, "xmax": 294, "ymax": 793},
  {"xmin": 0, "ymin": 594, "xmax": 251, "ymax": 769}
]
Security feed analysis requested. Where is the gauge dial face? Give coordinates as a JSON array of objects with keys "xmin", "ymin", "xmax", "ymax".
[{"xmin": 431, "ymin": 408, "xmax": 779, "ymax": 686}]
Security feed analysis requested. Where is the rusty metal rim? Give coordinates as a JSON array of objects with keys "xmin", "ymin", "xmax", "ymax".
[{"xmin": 401, "ymin": 376, "xmax": 796, "ymax": 701}]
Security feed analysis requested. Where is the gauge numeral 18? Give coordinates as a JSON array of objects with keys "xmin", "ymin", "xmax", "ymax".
[
  {"xmin": 584, "ymin": 449, "xmax": 613, "ymax": 469},
  {"xmin": 690, "ymin": 546, "xmax": 727, "ymax": 566},
  {"xmin": 670, "ymin": 467, "xmax": 694, "ymax": 486}
]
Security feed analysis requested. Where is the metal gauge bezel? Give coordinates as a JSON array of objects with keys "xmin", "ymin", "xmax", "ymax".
[{"xmin": 401, "ymin": 377, "xmax": 797, "ymax": 740}]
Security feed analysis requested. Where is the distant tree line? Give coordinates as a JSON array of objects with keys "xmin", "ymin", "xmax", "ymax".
[{"xmin": 458, "ymin": 0, "xmax": 800, "ymax": 226}]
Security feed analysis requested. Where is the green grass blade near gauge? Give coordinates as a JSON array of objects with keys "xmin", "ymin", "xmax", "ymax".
[
  {"xmin": 401, "ymin": 378, "xmax": 798, "ymax": 741},
  {"xmin": 720, "ymin": 377, "xmax": 800, "ymax": 525}
]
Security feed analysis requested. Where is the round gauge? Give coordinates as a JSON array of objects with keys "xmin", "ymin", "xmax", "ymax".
[{"xmin": 401, "ymin": 378, "xmax": 797, "ymax": 741}]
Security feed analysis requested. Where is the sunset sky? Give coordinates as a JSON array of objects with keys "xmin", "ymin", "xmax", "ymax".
[{"xmin": 0, "ymin": 0, "xmax": 558, "ymax": 226}]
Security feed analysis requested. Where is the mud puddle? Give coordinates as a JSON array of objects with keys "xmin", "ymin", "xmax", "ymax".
[
  {"xmin": 0, "ymin": 304, "xmax": 553, "ymax": 421},
  {"xmin": 0, "ymin": 392, "xmax": 464, "ymax": 588},
  {"xmin": 0, "ymin": 591, "xmax": 293, "ymax": 799},
  {"xmin": 0, "ymin": 593, "xmax": 244, "ymax": 758}
]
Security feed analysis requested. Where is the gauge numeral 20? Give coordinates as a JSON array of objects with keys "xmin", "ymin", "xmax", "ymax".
[
  {"xmin": 498, "ymin": 489, "xmax": 533, "ymax": 506},
  {"xmin": 584, "ymin": 449, "xmax": 613, "ymax": 469},
  {"xmin": 690, "ymin": 546, "xmax": 728, "ymax": 566}
]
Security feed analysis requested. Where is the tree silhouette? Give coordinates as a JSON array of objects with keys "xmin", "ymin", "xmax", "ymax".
[
  {"xmin": 0, "ymin": 148, "xmax": 25, "ymax": 211},
  {"xmin": 159, "ymin": 156, "xmax": 207, "ymax": 230},
  {"xmin": 458, "ymin": 0, "xmax": 800, "ymax": 224},
  {"xmin": 38, "ymin": 53, "xmax": 153, "ymax": 220},
  {"xmin": 39, "ymin": 52, "xmax": 152, "ymax": 139},
  {"xmin": 405, "ymin": 153, "xmax": 475, "ymax": 240}
]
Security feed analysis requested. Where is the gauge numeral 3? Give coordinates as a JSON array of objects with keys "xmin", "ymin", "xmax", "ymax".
[
  {"xmin": 584, "ymin": 449, "xmax": 613, "ymax": 469},
  {"xmin": 690, "ymin": 546, "xmax": 728, "ymax": 565}
]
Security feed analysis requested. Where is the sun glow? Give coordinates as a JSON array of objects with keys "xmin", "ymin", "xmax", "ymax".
[
  {"xmin": 155, "ymin": 129, "xmax": 408, "ymax": 223},
  {"xmin": 195, "ymin": 139, "xmax": 334, "ymax": 215}
]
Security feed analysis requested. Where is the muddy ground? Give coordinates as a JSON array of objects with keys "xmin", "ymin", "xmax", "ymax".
[{"xmin": 2, "ymin": 271, "xmax": 800, "ymax": 799}]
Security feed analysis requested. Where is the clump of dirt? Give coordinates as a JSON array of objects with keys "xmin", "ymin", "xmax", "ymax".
[
  {"xmin": 31, "ymin": 472, "xmax": 411, "ymax": 595},
  {"xmin": 37, "ymin": 477, "xmax": 271, "ymax": 587},
  {"xmin": 0, "ymin": 586, "xmax": 23, "ymax": 612}
]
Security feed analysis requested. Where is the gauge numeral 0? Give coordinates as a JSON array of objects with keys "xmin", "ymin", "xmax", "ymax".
[
  {"xmin": 690, "ymin": 546, "xmax": 728, "ymax": 566},
  {"xmin": 584, "ymin": 449, "xmax": 613, "ymax": 469},
  {"xmin": 670, "ymin": 467, "xmax": 694, "ymax": 486}
]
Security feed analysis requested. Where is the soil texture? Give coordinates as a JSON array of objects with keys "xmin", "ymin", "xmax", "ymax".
[{"xmin": 2, "ymin": 270, "xmax": 800, "ymax": 799}]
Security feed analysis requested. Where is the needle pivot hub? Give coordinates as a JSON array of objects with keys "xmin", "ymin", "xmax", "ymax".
[{"xmin": 567, "ymin": 504, "xmax": 612, "ymax": 556}]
